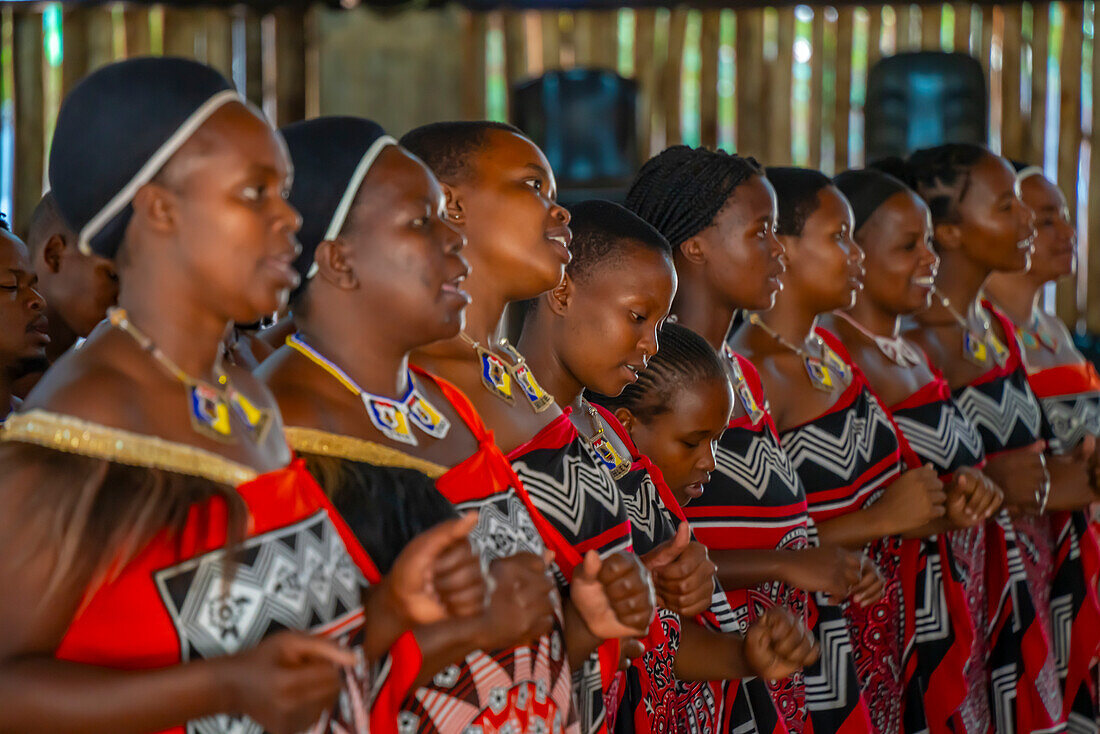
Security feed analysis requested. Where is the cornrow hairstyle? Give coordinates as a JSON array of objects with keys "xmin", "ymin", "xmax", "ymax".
[
  {"xmin": 566, "ymin": 199, "xmax": 672, "ymax": 284},
  {"xmin": 587, "ymin": 321, "xmax": 728, "ymax": 421},
  {"xmin": 871, "ymin": 143, "xmax": 990, "ymax": 224},
  {"xmin": 399, "ymin": 120, "xmax": 524, "ymax": 184},
  {"xmin": 765, "ymin": 166, "xmax": 833, "ymax": 236},
  {"xmin": 624, "ymin": 145, "xmax": 763, "ymax": 248}
]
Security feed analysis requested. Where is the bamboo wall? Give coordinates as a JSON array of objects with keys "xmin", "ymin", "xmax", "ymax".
[{"xmin": 2, "ymin": 2, "xmax": 1098, "ymax": 328}]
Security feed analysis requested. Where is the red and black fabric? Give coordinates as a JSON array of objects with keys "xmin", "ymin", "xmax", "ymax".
[
  {"xmin": 52, "ymin": 455, "xmax": 405, "ymax": 734},
  {"xmin": 778, "ymin": 327, "xmax": 909, "ymax": 734},
  {"xmin": 686, "ymin": 351, "xmax": 870, "ymax": 734},
  {"xmin": 1028, "ymin": 359, "xmax": 1100, "ymax": 733},
  {"xmin": 949, "ymin": 304, "xmax": 1061, "ymax": 734},
  {"xmin": 507, "ymin": 406, "xmax": 635, "ymax": 734},
  {"xmin": 398, "ymin": 367, "xmax": 581, "ymax": 734},
  {"xmin": 887, "ymin": 363, "xmax": 984, "ymax": 734}
]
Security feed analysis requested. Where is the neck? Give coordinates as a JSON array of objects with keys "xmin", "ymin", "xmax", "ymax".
[
  {"xmin": 672, "ymin": 271, "xmax": 737, "ymax": 350},
  {"xmin": 418, "ymin": 272, "xmax": 509, "ymax": 362},
  {"xmin": 42, "ymin": 303, "xmax": 80, "ymax": 363},
  {"xmin": 844, "ymin": 295, "xmax": 901, "ymax": 338},
  {"xmin": 928, "ymin": 253, "xmax": 990, "ymax": 319},
  {"xmin": 757, "ymin": 289, "xmax": 820, "ymax": 348},
  {"xmin": 517, "ymin": 311, "xmax": 585, "ymax": 409},
  {"xmin": 116, "ymin": 273, "xmax": 230, "ymax": 382},
  {"xmin": 297, "ymin": 297, "xmax": 411, "ymax": 398},
  {"xmin": 984, "ymin": 271, "xmax": 1042, "ymax": 324}
]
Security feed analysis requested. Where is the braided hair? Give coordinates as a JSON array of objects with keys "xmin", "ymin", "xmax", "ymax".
[
  {"xmin": 625, "ymin": 145, "xmax": 763, "ymax": 248},
  {"xmin": 871, "ymin": 143, "xmax": 990, "ymax": 224},
  {"xmin": 587, "ymin": 322, "xmax": 727, "ymax": 421},
  {"xmin": 765, "ymin": 166, "xmax": 833, "ymax": 236}
]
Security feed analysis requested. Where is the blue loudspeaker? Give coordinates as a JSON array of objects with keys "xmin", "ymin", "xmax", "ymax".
[
  {"xmin": 511, "ymin": 68, "xmax": 639, "ymax": 205},
  {"xmin": 865, "ymin": 52, "xmax": 988, "ymax": 161}
]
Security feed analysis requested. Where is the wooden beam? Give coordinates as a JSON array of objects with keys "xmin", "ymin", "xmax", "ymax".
[
  {"xmin": 735, "ymin": 8, "xmax": 764, "ymax": 157},
  {"xmin": 162, "ymin": 8, "xmax": 204, "ymax": 59},
  {"xmin": 244, "ymin": 8, "xmax": 264, "ymax": 107},
  {"xmin": 834, "ymin": 7, "xmax": 854, "ymax": 170},
  {"xmin": 503, "ymin": 11, "xmax": 527, "ymax": 90},
  {"xmin": 86, "ymin": 5, "xmax": 115, "ymax": 72},
  {"xmin": 1056, "ymin": 1, "xmax": 1083, "ymax": 325},
  {"xmin": 663, "ymin": 8, "xmax": 687, "ymax": 146},
  {"xmin": 462, "ymin": 12, "xmax": 488, "ymax": 120},
  {"xmin": 61, "ymin": 6, "xmax": 89, "ymax": 97},
  {"xmin": 896, "ymin": 4, "xmax": 913, "ymax": 52},
  {"xmin": 1000, "ymin": 4, "xmax": 1024, "ymax": 160},
  {"xmin": 920, "ymin": 3, "xmax": 941, "ymax": 50},
  {"xmin": 1088, "ymin": 0, "xmax": 1100, "ymax": 332},
  {"xmin": 699, "ymin": 8, "xmax": 721, "ymax": 149},
  {"xmin": 13, "ymin": 9, "xmax": 44, "ymax": 237},
  {"xmin": 808, "ymin": 7, "xmax": 825, "ymax": 167},
  {"xmin": 204, "ymin": 10, "xmax": 233, "ymax": 81},
  {"xmin": 767, "ymin": 6, "xmax": 794, "ymax": 163},
  {"xmin": 953, "ymin": 2, "xmax": 970, "ymax": 53},
  {"xmin": 979, "ymin": 5, "xmax": 993, "ymax": 88},
  {"xmin": 1028, "ymin": 2, "xmax": 1049, "ymax": 166},
  {"xmin": 541, "ymin": 12, "xmax": 561, "ymax": 71},
  {"xmin": 594, "ymin": 10, "xmax": 619, "ymax": 71},
  {"xmin": 123, "ymin": 6, "xmax": 151, "ymax": 57},
  {"xmin": 634, "ymin": 8, "xmax": 657, "ymax": 158},
  {"xmin": 866, "ymin": 5, "xmax": 882, "ymax": 69}
]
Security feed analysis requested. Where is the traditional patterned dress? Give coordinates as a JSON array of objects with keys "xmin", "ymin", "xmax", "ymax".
[
  {"xmin": 886, "ymin": 359, "xmax": 985, "ymax": 734},
  {"xmin": 508, "ymin": 403, "xmax": 634, "ymax": 734},
  {"xmin": 1, "ymin": 409, "xmax": 399, "ymax": 734},
  {"xmin": 693, "ymin": 349, "xmax": 872, "ymax": 734},
  {"xmin": 291, "ymin": 366, "xmax": 579, "ymax": 734},
  {"xmin": 1026, "ymin": 349, "xmax": 1100, "ymax": 733},
  {"xmin": 779, "ymin": 328, "xmax": 909, "ymax": 734},
  {"xmin": 949, "ymin": 303, "xmax": 1061, "ymax": 734}
]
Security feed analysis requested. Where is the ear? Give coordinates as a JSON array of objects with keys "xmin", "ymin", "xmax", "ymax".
[
  {"xmin": 678, "ymin": 233, "xmax": 708, "ymax": 266},
  {"xmin": 933, "ymin": 222, "xmax": 963, "ymax": 253},
  {"xmin": 442, "ymin": 182, "xmax": 466, "ymax": 225},
  {"xmin": 614, "ymin": 406, "xmax": 636, "ymax": 433},
  {"xmin": 546, "ymin": 272, "xmax": 574, "ymax": 316},
  {"xmin": 313, "ymin": 238, "xmax": 359, "ymax": 290},
  {"xmin": 131, "ymin": 182, "xmax": 178, "ymax": 238},
  {"xmin": 41, "ymin": 233, "xmax": 66, "ymax": 274}
]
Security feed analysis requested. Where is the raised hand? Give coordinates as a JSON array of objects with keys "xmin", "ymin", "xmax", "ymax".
[
  {"xmin": 571, "ymin": 550, "xmax": 655, "ymax": 639},
  {"xmin": 220, "ymin": 631, "xmax": 356, "ymax": 734},
  {"xmin": 985, "ymin": 443, "xmax": 1048, "ymax": 516},
  {"xmin": 382, "ymin": 513, "xmax": 486, "ymax": 627},
  {"xmin": 872, "ymin": 465, "xmax": 946, "ymax": 534},
  {"xmin": 744, "ymin": 607, "xmax": 819, "ymax": 681},
  {"xmin": 642, "ymin": 522, "xmax": 717, "ymax": 616},
  {"xmin": 944, "ymin": 466, "xmax": 1002, "ymax": 528}
]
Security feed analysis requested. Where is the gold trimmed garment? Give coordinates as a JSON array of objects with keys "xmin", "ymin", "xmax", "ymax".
[
  {"xmin": 1, "ymin": 408, "xmax": 257, "ymax": 486},
  {"xmin": 285, "ymin": 425, "xmax": 448, "ymax": 478}
]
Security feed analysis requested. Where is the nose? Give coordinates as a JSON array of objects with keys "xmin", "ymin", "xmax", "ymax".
[
  {"xmin": 275, "ymin": 194, "xmax": 303, "ymax": 237},
  {"xmin": 26, "ymin": 285, "xmax": 45, "ymax": 313},
  {"xmin": 849, "ymin": 239, "xmax": 866, "ymax": 268},
  {"xmin": 1018, "ymin": 201, "xmax": 1037, "ymax": 241},
  {"xmin": 700, "ymin": 443, "xmax": 718, "ymax": 473},
  {"xmin": 918, "ymin": 240, "xmax": 939, "ymax": 270},
  {"xmin": 639, "ymin": 326, "xmax": 659, "ymax": 366},
  {"xmin": 550, "ymin": 202, "xmax": 570, "ymax": 227},
  {"xmin": 442, "ymin": 217, "xmax": 467, "ymax": 255}
]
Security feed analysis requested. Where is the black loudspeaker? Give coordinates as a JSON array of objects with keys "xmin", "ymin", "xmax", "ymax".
[
  {"xmin": 511, "ymin": 68, "xmax": 639, "ymax": 206},
  {"xmin": 864, "ymin": 52, "xmax": 987, "ymax": 161}
]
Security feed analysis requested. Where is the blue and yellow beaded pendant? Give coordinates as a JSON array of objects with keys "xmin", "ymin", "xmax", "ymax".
[
  {"xmin": 583, "ymin": 400, "xmax": 631, "ymax": 480},
  {"xmin": 189, "ymin": 381, "xmax": 234, "ymax": 441},
  {"xmin": 723, "ymin": 346, "xmax": 765, "ymax": 424},
  {"xmin": 499, "ymin": 339, "xmax": 554, "ymax": 413},
  {"xmin": 476, "ymin": 343, "xmax": 516, "ymax": 405},
  {"xmin": 403, "ymin": 377, "xmax": 451, "ymax": 440},
  {"xmin": 362, "ymin": 394, "xmax": 417, "ymax": 445}
]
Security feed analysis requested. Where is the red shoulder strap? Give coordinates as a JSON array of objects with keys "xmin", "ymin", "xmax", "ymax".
[
  {"xmin": 982, "ymin": 300, "xmax": 1025, "ymax": 372},
  {"xmin": 410, "ymin": 364, "xmax": 491, "ymax": 442}
]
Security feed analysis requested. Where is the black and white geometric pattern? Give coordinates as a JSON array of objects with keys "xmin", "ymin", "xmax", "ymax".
[
  {"xmin": 1041, "ymin": 393, "xmax": 1100, "ymax": 456},
  {"xmin": 713, "ymin": 436, "xmax": 801, "ymax": 501},
  {"xmin": 783, "ymin": 395, "xmax": 897, "ymax": 482},
  {"xmin": 955, "ymin": 377, "xmax": 1043, "ymax": 450},
  {"xmin": 804, "ymin": 616, "xmax": 857, "ymax": 710},
  {"xmin": 453, "ymin": 489, "xmax": 547, "ymax": 563},
  {"xmin": 894, "ymin": 403, "xmax": 985, "ymax": 474}
]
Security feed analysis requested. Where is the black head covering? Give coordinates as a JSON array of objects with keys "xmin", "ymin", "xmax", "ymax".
[
  {"xmin": 49, "ymin": 56, "xmax": 240, "ymax": 259},
  {"xmin": 832, "ymin": 169, "xmax": 911, "ymax": 234},
  {"xmin": 279, "ymin": 116, "xmax": 395, "ymax": 292}
]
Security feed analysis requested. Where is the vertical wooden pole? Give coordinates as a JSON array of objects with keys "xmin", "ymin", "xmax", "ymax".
[
  {"xmin": 699, "ymin": 9, "xmax": 721, "ymax": 149},
  {"xmin": 503, "ymin": 11, "xmax": 527, "ymax": 89},
  {"xmin": 920, "ymin": 3, "xmax": 941, "ymax": 49},
  {"xmin": 896, "ymin": 4, "xmax": 913, "ymax": 51},
  {"xmin": 204, "ymin": 11, "xmax": 233, "ymax": 81},
  {"xmin": 541, "ymin": 11, "xmax": 561, "ymax": 71},
  {"xmin": 663, "ymin": 8, "xmax": 688, "ymax": 146},
  {"xmin": 953, "ymin": 2, "xmax": 971, "ymax": 53},
  {"xmin": 123, "ymin": 6, "xmax": 151, "ymax": 57},
  {"xmin": 808, "ymin": 8, "xmax": 825, "ymax": 167},
  {"xmin": 866, "ymin": 5, "xmax": 883, "ymax": 69},
  {"xmin": 462, "ymin": 11, "xmax": 487, "ymax": 119},
  {"xmin": 634, "ymin": 8, "xmax": 657, "ymax": 157},
  {"xmin": 1028, "ymin": 2, "xmax": 1049, "ymax": 166},
  {"xmin": 244, "ymin": 9, "xmax": 264, "ymax": 107},
  {"xmin": 592, "ymin": 10, "xmax": 619, "ymax": 70},
  {"xmin": 735, "ymin": 7, "xmax": 764, "ymax": 157},
  {"xmin": 1000, "ymin": 5, "xmax": 1024, "ymax": 159},
  {"xmin": 61, "ymin": 6, "xmax": 89, "ymax": 96},
  {"xmin": 271, "ymin": 7, "xmax": 305, "ymax": 126},
  {"xmin": 834, "ymin": 7, "xmax": 854, "ymax": 170},
  {"xmin": 1056, "ymin": 1, "xmax": 1083, "ymax": 325},
  {"xmin": 768, "ymin": 6, "xmax": 795, "ymax": 164},
  {"xmin": 13, "ymin": 9, "xmax": 44, "ymax": 235}
]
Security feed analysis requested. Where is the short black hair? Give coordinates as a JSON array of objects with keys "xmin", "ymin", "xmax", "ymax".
[
  {"xmin": 0, "ymin": 212, "xmax": 9, "ymax": 233},
  {"xmin": 765, "ymin": 166, "xmax": 833, "ymax": 236},
  {"xmin": 871, "ymin": 143, "xmax": 991, "ymax": 224},
  {"xmin": 566, "ymin": 199, "xmax": 672, "ymax": 283},
  {"xmin": 26, "ymin": 193, "xmax": 69, "ymax": 256},
  {"xmin": 625, "ymin": 145, "xmax": 763, "ymax": 248},
  {"xmin": 587, "ymin": 322, "xmax": 728, "ymax": 421},
  {"xmin": 399, "ymin": 121, "xmax": 524, "ymax": 184}
]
